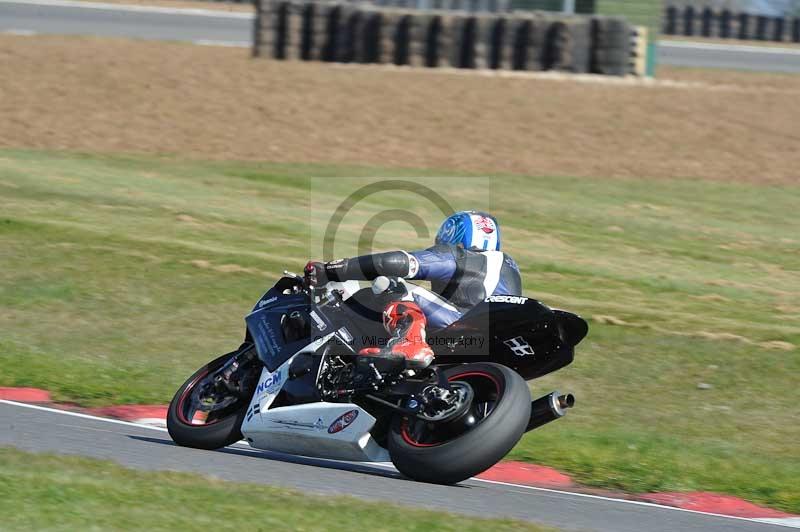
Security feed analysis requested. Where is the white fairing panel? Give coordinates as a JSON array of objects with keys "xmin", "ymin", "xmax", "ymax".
[
  {"xmin": 240, "ymin": 356, "xmax": 389, "ymax": 462},
  {"xmin": 241, "ymin": 365, "xmax": 286, "ymax": 425}
]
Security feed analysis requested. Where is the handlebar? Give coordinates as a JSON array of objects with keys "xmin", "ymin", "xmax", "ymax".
[
  {"xmin": 283, "ymin": 270, "xmax": 343, "ymax": 307},
  {"xmin": 286, "ymin": 269, "xmax": 407, "ymax": 303}
]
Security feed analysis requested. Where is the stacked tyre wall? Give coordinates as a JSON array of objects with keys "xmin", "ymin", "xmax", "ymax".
[
  {"xmin": 253, "ymin": 1, "xmax": 636, "ymax": 76},
  {"xmin": 663, "ymin": 5, "xmax": 800, "ymax": 42}
]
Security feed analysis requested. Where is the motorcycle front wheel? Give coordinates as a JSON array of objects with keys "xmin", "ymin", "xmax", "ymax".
[
  {"xmin": 387, "ymin": 362, "xmax": 531, "ymax": 485},
  {"xmin": 167, "ymin": 349, "xmax": 256, "ymax": 450}
]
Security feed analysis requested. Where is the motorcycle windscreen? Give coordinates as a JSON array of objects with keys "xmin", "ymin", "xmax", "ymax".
[{"xmin": 245, "ymin": 294, "xmax": 329, "ymax": 372}]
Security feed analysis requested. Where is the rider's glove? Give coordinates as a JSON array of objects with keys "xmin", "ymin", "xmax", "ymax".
[{"xmin": 303, "ymin": 261, "xmax": 328, "ymax": 287}]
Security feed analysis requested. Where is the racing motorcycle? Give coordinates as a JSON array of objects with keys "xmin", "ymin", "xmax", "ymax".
[{"xmin": 167, "ymin": 272, "xmax": 587, "ymax": 484}]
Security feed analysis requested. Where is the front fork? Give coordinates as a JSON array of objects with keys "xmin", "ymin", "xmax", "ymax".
[{"xmin": 215, "ymin": 343, "xmax": 260, "ymax": 398}]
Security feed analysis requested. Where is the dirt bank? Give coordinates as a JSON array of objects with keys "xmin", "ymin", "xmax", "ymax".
[{"xmin": 2, "ymin": 35, "xmax": 798, "ymax": 182}]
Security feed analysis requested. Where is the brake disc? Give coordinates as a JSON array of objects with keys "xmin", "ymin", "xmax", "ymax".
[{"xmin": 416, "ymin": 382, "xmax": 474, "ymax": 423}]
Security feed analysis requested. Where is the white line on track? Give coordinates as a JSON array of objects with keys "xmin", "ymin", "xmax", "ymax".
[
  {"xmin": 659, "ymin": 40, "xmax": 800, "ymax": 55},
  {"xmin": 192, "ymin": 39, "xmax": 248, "ymax": 47},
  {"xmin": 0, "ymin": 28, "xmax": 38, "ymax": 35},
  {"xmin": 1, "ymin": 399, "xmax": 169, "ymax": 432},
  {"xmin": 759, "ymin": 519, "xmax": 800, "ymax": 528},
  {"xmin": 0, "ymin": 0, "xmax": 254, "ymax": 18},
  {"xmin": 474, "ymin": 478, "xmax": 800, "ymax": 529},
  {"xmin": 2, "ymin": 399, "xmax": 798, "ymax": 529}
]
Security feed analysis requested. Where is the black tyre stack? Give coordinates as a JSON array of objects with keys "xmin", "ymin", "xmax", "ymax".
[
  {"xmin": 488, "ymin": 17, "xmax": 507, "ymax": 69},
  {"xmin": 542, "ymin": 19, "xmax": 592, "ymax": 73},
  {"xmin": 590, "ymin": 16, "xmax": 631, "ymax": 76},
  {"xmin": 255, "ymin": 2, "xmax": 635, "ymax": 77},
  {"xmin": 662, "ymin": 5, "xmax": 800, "ymax": 44},
  {"xmin": 505, "ymin": 17, "xmax": 549, "ymax": 71}
]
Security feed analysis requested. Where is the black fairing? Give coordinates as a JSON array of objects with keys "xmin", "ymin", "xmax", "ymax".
[
  {"xmin": 429, "ymin": 300, "xmax": 587, "ymax": 380},
  {"xmin": 245, "ymin": 293, "xmax": 318, "ymax": 372}
]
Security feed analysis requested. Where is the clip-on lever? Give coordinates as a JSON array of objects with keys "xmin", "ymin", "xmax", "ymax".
[{"xmin": 283, "ymin": 270, "xmax": 302, "ymax": 281}]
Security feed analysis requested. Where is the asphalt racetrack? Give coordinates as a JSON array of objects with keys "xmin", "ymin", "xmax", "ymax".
[
  {"xmin": 2, "ymin": 400, "xmax": 793, "ymax": 532},
  {"xmin": 1, "ymin": 0, "xmax": 800, "ymax": 73},
  {"xmin": 658, "ymin": 40, "xmax": 800, "ymax": 74},
  {"xmin": 0, "ymin": 0, "xmax": 254, "ymax": 45}
]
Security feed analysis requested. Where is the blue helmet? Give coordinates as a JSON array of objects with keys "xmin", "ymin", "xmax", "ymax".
[{"xmin": 435, "ymin": 211, "xmax": 501, "ymax": 251}]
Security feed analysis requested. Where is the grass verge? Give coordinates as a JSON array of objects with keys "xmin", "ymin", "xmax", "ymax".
[
  {"xmin": 1, "ymin": 149, "xmax": 798, "ymax": 512},
  {"xmin": 0, "ymin": 447, "xmax": 554, "ymax": 531}
]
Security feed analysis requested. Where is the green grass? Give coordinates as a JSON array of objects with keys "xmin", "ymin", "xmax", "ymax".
[
  {"xmin": 597, "ymin": 0, "xmax": 662, "ymax": 33},
  {"xmin": 1, "ymin": 149, "xmax": 798, "ymax": 512},
  {"xmin": 0, "ymin": 447, "xmax": 554, "ymax": 531}
]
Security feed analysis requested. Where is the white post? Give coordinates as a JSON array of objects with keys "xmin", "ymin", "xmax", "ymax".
[{"xmin": 562, "ymin": 0, "xmax": 575, "ymax": 14}]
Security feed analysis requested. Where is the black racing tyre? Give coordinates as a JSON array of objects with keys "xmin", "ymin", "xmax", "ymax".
[
  {"xmin": 593, "ymin": 49, "xmax": 629, "ymax": 64},
  {"xmin": 167, "ymin": 351, "xmax": 251, "ymax": 450},
  {"xmin": 388, "ymin": 363, "xmax": 531, "ymax": 485},
  {"xmin": 361, "ymin": 12, "xmax": 382, "ymax": 64},
  {"xmin": 593, "ymin": 33, "xmax": 629, "ymax": 50},
  {"xmin": 593, "ymin": 62, "xmax": 630, "ymax": 76},
  {"xmin": 591, "ymin": 18, "xmax": 630, "ymax": 49},
  {"xmin": 393, "ymin": 15, "xmax": 411, "ymax": 66}
]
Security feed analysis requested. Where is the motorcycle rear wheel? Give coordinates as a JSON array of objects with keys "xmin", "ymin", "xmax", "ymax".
[
  {"xmin": 387, "ymin": 362, "xmax": 531, "ymax": 484},
  {"xmin": 167, "ymin": 350, "xmax": 253, "ymax": 450}
]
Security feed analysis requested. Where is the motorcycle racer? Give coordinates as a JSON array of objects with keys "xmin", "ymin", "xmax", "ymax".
[{"xmin": 304, "ymin": 210, "xmax": 522, "ymax": 369}]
